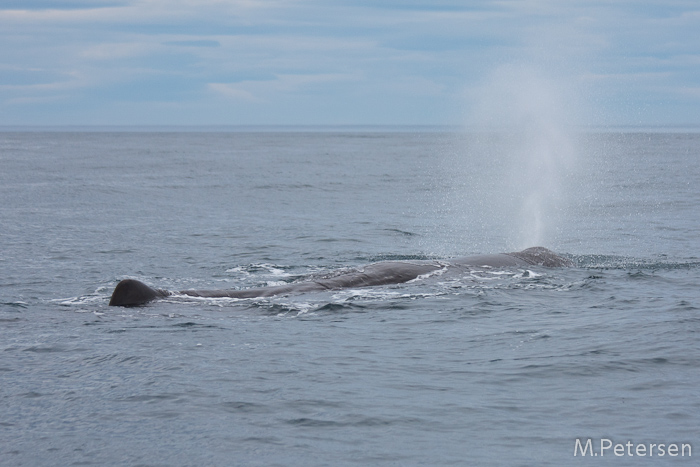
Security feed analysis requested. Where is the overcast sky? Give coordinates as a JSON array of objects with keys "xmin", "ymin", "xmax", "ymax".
[{"xmin": 1, "ymin": 0, "xmax": 699, "ymax": 126}]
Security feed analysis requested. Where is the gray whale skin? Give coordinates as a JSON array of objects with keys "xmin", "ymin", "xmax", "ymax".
[{"xmin": 109, "ymin": 247, "xmax": 572, "ymax": 307}]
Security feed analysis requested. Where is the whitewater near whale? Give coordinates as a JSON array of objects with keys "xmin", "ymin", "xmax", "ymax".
[{"xmin": 108, "ymin": 247, "xmax": 573, "ymax": 307}]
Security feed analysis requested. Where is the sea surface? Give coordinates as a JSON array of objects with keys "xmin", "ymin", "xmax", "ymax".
[{"xmin": 1, "ymin": 129, "xmax": 699, "ymax": 466}]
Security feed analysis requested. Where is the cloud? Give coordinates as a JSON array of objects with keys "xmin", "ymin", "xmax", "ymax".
[
  {"xmin": 207, "ymin": 83, "xmax": 258, "ymax": 101},
  {"xmin": 164, "ymin": 40, "xmax": 220, "ymax": 47},
  {"xmin": 1, "ymin": 0, "xmax": 699, "ymax": 125},
  {"xmin": 0, "ymin": 1, "xmax": 128, "ymax": 10},
  {"xmin": 581, "ymin": 71, "xmax": 674, "ymax": 83},
  {"xmin": 209, "ymin": 73, "xmax": 359, "ymax": 102},
  {"xmin": 80, "ymin": 42, "xmax": 159, "ymax": 60},
  {"xmin": 677, "ymin": 86, "xmax": 700, "ymax": 98},
  {"xmin": 0, "ymin": 0, "xmax": 291, "ymax": 26}
]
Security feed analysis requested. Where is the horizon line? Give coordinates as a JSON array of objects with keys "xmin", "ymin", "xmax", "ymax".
[{"xmin": 2, "ymin": 124, "xmax": 700, "ymax": 133}]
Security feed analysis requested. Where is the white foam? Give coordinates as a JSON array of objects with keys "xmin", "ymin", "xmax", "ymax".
[
  {"xmin": 50, "ymin": 295, "xmax": 104, "ymax": 306},
  {"xmin": 264, "ymin": 281, "xmax": 287, "ymax": 287},
  {"xmin": 224, "ymin": 266, "xmax": 249, "ymax": 274},
  {"xmin": 407, "ymin": 264, "xmax": 449, "ymax": 283}
]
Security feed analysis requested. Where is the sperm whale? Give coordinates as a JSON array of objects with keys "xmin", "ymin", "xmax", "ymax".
[{"xmin": 108, "ymin": 247, "xmax": 572, "ymax": 306}]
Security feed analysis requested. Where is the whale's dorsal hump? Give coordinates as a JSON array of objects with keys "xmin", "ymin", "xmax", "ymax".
[{"xmin": 508, "ymin": 247, "xmax": 574, "ymax": 267}]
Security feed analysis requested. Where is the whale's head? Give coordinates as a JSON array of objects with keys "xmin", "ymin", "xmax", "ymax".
[{"xmin": 109, "ymin": 279, "xmax": 168, "ymax": 306}]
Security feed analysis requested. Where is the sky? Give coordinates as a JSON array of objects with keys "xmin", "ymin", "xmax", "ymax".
[{"xmin": 1, "ymin": 0, "xmax": 699, "ymax": 127}]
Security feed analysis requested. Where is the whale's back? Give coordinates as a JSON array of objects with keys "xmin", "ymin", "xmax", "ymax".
[{"xmin": 508, "ymin": 247, "xmax": 574, "ymax": 267}]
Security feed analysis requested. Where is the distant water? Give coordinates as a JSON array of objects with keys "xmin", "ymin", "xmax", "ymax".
[{"xmin": 1, "ymin": 130, "xmax": 699, "ymax": 466}]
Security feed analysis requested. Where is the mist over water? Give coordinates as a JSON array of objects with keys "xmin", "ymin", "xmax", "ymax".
[{"xmin": 435, "ymin": 65, "xmax": 579, "ymax": 254}]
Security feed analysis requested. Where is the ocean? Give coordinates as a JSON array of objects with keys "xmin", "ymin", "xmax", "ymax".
[{"xmin": 1, "ymin": 129, "xmax": 698, "ymax": 466}]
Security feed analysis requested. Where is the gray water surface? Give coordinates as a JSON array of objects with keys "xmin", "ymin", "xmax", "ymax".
[{"xmin": 1, "ymin": 131, "xmax": 698, "ymax": 466}]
